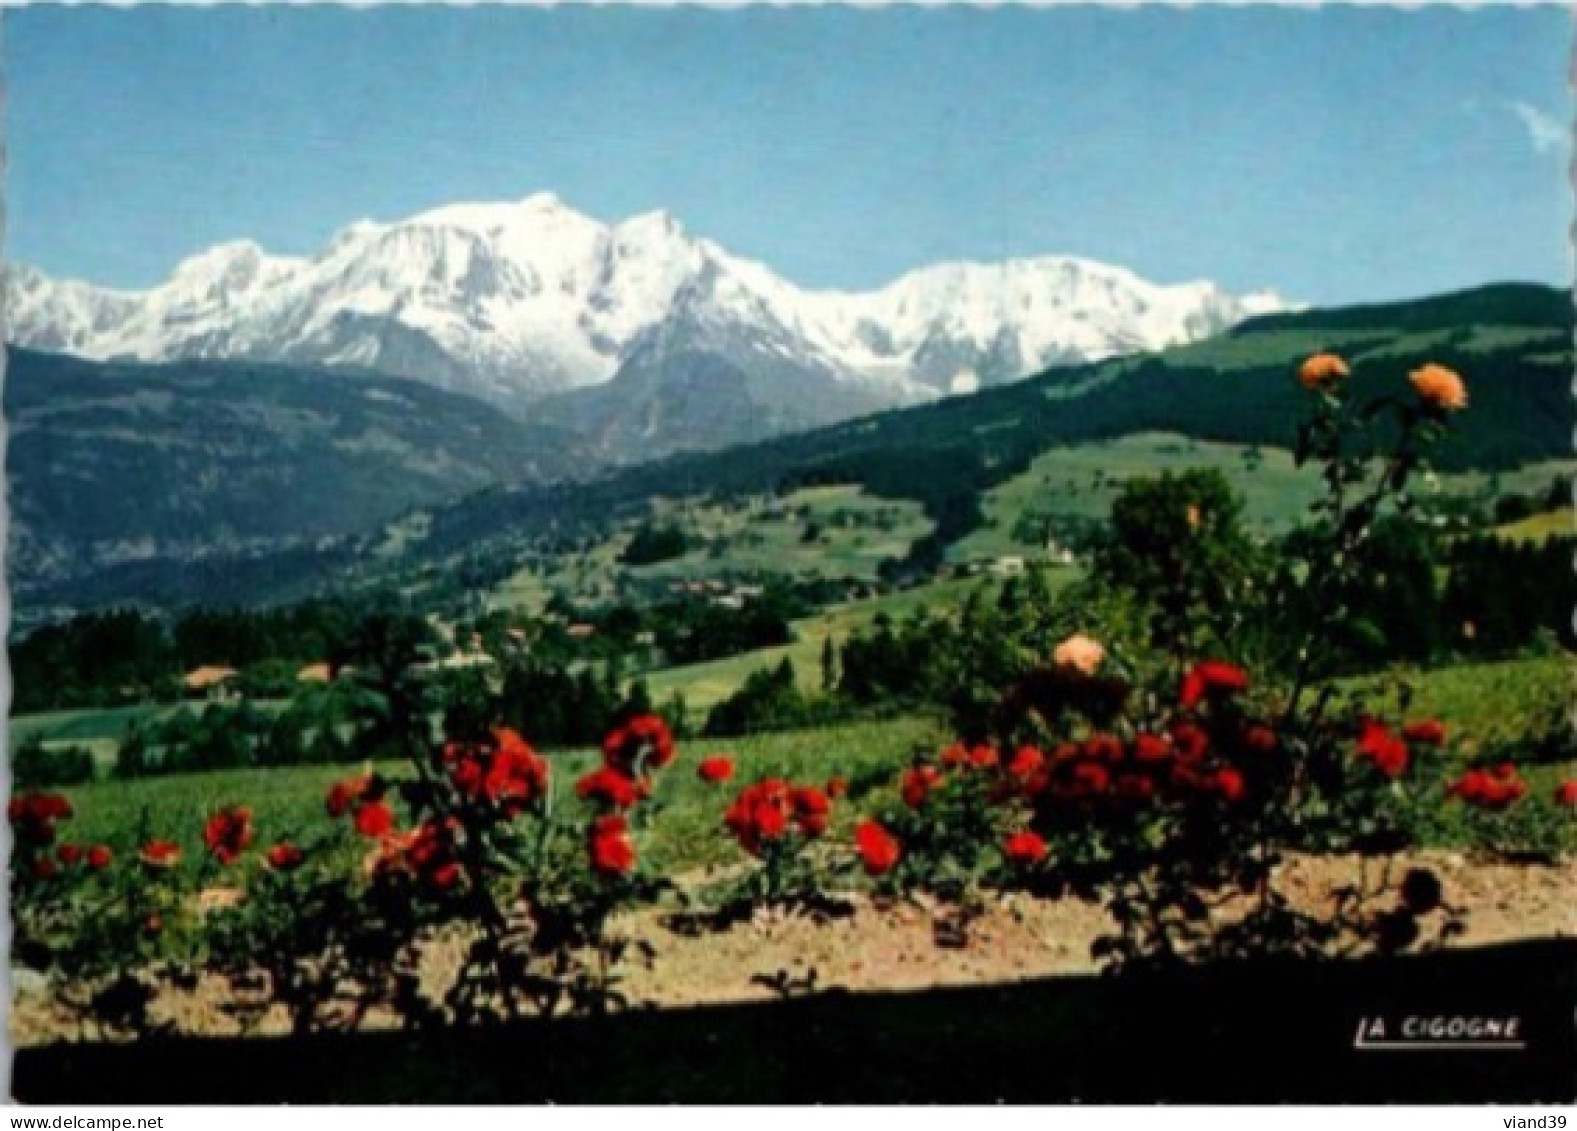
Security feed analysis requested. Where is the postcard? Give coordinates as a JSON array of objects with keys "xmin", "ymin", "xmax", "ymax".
[{"xmin": 4, "ymin": 3, "xmax": 1572, "ymax": 1105}]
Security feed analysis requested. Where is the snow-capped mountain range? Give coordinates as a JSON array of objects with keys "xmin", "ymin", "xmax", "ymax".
[{"xmin": 5, "ymin": 193, "xmax": 1290, "ymax": 454}]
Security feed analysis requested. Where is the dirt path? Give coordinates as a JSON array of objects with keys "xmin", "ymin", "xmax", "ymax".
[
  {"xmin": 617, "ymin": 850, "xmax": 1576, "ymax": 1006},
  {"xmin": 11, "ymin": 851, "xmax": 1573, "ymax": 1045}
]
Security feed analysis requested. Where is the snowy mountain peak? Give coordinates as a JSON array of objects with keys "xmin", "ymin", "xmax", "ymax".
[{"xmin": 6, "ymin": 194, "xmax": 1291, "ymax": 427}]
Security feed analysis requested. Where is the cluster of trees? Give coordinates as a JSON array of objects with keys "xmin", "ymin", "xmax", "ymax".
[
  {"xmin": 620, "ymin": 521, "xmax": 689, "ymax": 566},
  {"xmin": 101, "ymin": 660, "xmax": 660, "ymax": 783},
  {"xmin": 703, "ymin": 465, "xmax": 1575, "ymax": 739},
  {"xmin": 9, "ymin": 598, "xmax": 403, "ymax": 714},
  {"xmin": 701, "ymin": 570, "xmax": 1081, "ymax": 740},
  {"xmin": 1490, "ymin": 475, "xmax": 1569, "ymax": 526},
  {"xmin": 114, "ymin": 690, "xmax": 365, "ymax": 779},
  {"xmin": 486, "ymin": 663, "xmax": 653, "ymax": 749},
  {"xmin": 11, "ymin": 736, "xmax": 97, "ymax": 789},
  {"xmin": 1442, "ymin": 535, "xmax": 1575, "ymax": 655},
  {"xmin": 9, "ymin": 610, "xmax": 176, "ymax": 714},
  {"xmin": 701, "ymin": 658, "xmax": 849, "ymax": 738}
]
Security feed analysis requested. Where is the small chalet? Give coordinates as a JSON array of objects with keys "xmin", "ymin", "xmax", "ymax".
[
  {"xmin": 297, "ymin": 663, "xmax": 333, "ymax": 684},
  {"xmin": 183, "ymin": 665, "xmax": 239, "ymax": 701}
]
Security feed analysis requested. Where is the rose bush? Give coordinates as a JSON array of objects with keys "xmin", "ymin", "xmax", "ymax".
[{"xmin": 11, "ymin": 353, "xmax": 1573, "ymax": 1036}]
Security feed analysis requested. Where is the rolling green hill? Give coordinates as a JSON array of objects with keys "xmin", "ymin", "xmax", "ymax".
[
  {"xmin": 395, "ymin": 282, "xmax": 1572, "ymax": 573},
  {"xmin": 19, "ymin": 283, "xmax": 1571, "ymax": 614},
  {"xmin": 5, "ymin": 348, "xmax": 590, "ymax": 612}
]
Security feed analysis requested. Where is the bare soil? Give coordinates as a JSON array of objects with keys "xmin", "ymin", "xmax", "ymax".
[{"xmin": 11, "ymin": 850, "xmax": 1573, "ymax": 1046}]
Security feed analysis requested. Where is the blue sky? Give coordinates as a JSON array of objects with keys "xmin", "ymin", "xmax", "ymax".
[{"xmin": 5, "ymin": 5, "xmax": 1569, "ymax": 305}]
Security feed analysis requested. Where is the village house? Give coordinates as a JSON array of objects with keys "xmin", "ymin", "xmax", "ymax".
[
  {"xmin": 182, "ymin": 665, "xmax": 240, "ymax": 702},
  {"xmin": 296, "ymin": 662, "xmax": 333, "ymax": 685}
]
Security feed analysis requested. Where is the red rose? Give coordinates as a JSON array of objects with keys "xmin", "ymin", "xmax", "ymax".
[
  {"xmin": 370, "ymin": 819, "xmax": 464, "ymax": 890},
  {"xmin": 449, "ymin": 755, "xmax": 486, "ymax": 797},
  {"xmin": 140, "ymin": 839, "xmax": 182, "ymax": 871},
  {"xmin": 1169, "ymin": 722, "xmax": 1210, "ymax": 763},
  {"xmin": 353, "ymin": 801, "xmax": 396, "ymax": 839},
  {"xmin": 326, "ymin": 773, "xmax": 373, "ymax": 819},
  {"xmin": 724, "ymin": 778, "xmax": 831, "ymax": 853},
  {"xmin": 854, "ymin": 820, "xmax": 901, "ymax": 876},
  {"xmin": 86, "ymin": 845, "xmax": 113, "ymax": 871},
  {"xmin": 1449, "ymin": 769, "xmax": 1489, "ymax": 805},
  {"xmin": 966, "ymin": 744, "xmax": 1000, "ymax": 771},
  {"xmin": 202, "ymin": 805, "xmax": 255, "ymax": 865},
  {"xmin": 1402, "ymin": 720, "xmax": 1447, "ymax": 747},
  {"xmin": 826, "ymin": 775, "xmax": 850, "ymax": 800},
  {"xmin": 1355, "ymin": 718, "xmax": 1409, "ymax": 780},
  {"xmin": 755, "ymin": 803, "xmax": 789, "ymax": 840},
  {"xmin": 724, "ymin": 780, "xmax": 778, "ymax": 853},
  {"xmin": 1114, "ymin": 773, "xmax": 1156, "ymax": 802},
  {"xmin": 1071, "ymin": 761, "xmax": 1110, "ymax": 797},
  {"xmin": 588, "ymin": 815, "xmax": 637, "ymax": 877},
  {"xmin": 940, "ymin": 743, "xmax": 969, "ymax": 768},
  {"xmin": 1008, "ymin": 745, "xmax": 1046, "ymax": 780},
  {"xmin": 1082, "ymin": 734, "xmax": 1123, "ymax": 763},
  {"xmin": 1179, "ymin": 661, "xmax": 1250, "ymax": 710},
  {"xmin": 576, "ymin": 766, "xmax": 643, "ymax": 810},
  {"xmin": 1243, "ymin": 725, "xmax": 1279, "ymax": 755},
  {"xmin": 1554, "ymin": 781, "xmax": 1577, "ymax": 808},
  {"xmin": 698, "ymin": 755, "xmax": 736, "ymax": 785},
  {"xmin": 265, "ymin": 843, "xmax": 305, "ymax": 872},
  {"xmin": 1131, "ymin": 733, "xmax": 1172, "ymax": 764},
  {"xmin": 56, "ymin": 844, "xmax": 84, "ymax": 867},
  {"xmin": 901, "ymin": 765, "xmax": 942, "ymax": 808},
  {"xmin": 9, "ymin": 792, "xmax": 73, "ymax": 845},
  {"xmin": 1449, "ymin": 768, "xmax": 1525, "ymax": 810},
  {"xmin": 791, "ymin": 787, "xmax": 831, "ymax": 837},
  {"xmin": 481, "ymin": 729, "xmax": 551, "ymax": 813},
  {"xmin": 1003, "ymin": 830, "xmax": 1048, "ymax": 865},
  {"xmin": 1212, "ymin": 768, "xmax": 1247, "ymax": 803},
  {"xmin": 603, "ymin": 715, "xmax": 676, "ymax": 773},
  {"xmin": 30, "ymin": 858, "xmax": 59, "ymax": 881},
  {"xmin": 411, "ymin": 820, "xmax": 465, "ymax": 890}
]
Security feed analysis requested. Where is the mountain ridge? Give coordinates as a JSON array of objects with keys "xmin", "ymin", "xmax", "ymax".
[
  {"xmin": 6, "ymin": 194, "xmax": 1289, "ymax": 456},
  {"xmin": 2, "ymin": 347, "xmax": 591, "ymax": 605},
  {"xmin": 15, "ymin": 281, "xmax": 1562, "ymax": 617}
]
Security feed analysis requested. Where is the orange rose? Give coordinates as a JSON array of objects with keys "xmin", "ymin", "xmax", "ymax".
[
  {"xmin": 1052, "ymin": 633, "xmax": 1105, "ymax": 676},
  {"xmin": 1298, "ymin": 353, "xmax": 1350, "ymax": 390},
  {"xmin": 1409, "ymin": 364, "xmax": 1467, "ymax": 412}
]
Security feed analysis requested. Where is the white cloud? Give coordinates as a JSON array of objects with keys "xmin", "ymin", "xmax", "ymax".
[{"xmin": 1506, "ymin": 100, "xmax": 1568, "ymax": 155}]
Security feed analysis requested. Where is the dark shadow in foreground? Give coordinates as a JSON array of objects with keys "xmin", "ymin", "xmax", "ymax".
[{"xmin": 15, "ymin": 939, "xmax": 1576, "ymax": 1103}]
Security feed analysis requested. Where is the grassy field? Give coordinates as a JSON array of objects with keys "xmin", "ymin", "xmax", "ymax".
[
  {"xmin": 44, "ymin": 716, "xmax": 946, "ymax": 877},
  {"xmin": 1495, "ymin": 508, "xmax": 1573, "ymax": 544},
  {"xmin": 637, "ymin": 485, "xmax": 932, "ymax": 585},
  {"xmin": 949, "ymin": 433, "xmax": 1574, "ymax": 563},
  {"xmin": 952, "ymin": 434, "xmax": 1323, "ymax": 561},
  {"xmin": 27, "ymin": 653, "xmax": 1573, "ymax": 880},
  {"xmin": 9, "ymin": 704, "xmax": 189, "ymax": 746},
  {"xmin": 639, "ymin": 572, "xmax": 1051, "ymax": 713},
  {"xmin": 488, "ymin": 484, "xmax": 933, "ymax": 612},
  {"xmin": 1339, "ymin": 654, "xmax": 1572, "ymax": 751},
  {"xmin": 11, "ymin": 699, "xmax": 291, "ymax": 771}
]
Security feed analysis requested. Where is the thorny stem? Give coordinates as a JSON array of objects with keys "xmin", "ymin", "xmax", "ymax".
[{"xmin": 1281, "ymin": 410, "xmax": 1424, "ymax": 731}]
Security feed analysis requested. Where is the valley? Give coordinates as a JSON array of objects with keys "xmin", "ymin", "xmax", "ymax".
[{"xmin": 11, "ymin": 271, "xmax": 1575, "ymax": 1086}]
